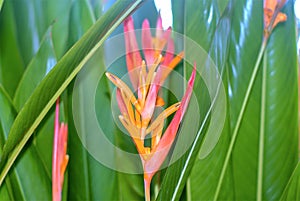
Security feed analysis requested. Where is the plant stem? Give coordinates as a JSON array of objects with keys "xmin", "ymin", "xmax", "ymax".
[
  {"xmin": 213, "ymin": 38, "xmax": 267, "ymax": 201},
  {"xmin": 144, "ymin": 175, "xmax": 151, "ymax": 201}
]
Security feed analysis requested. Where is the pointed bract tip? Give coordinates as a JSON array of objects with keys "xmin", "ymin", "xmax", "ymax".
[
  {"xmin": 142, "ymin": 18, "xmax": 150, "ymax": 29},
  {"xmin": 124, "ymin": 16, "xmax": 134, "ymax": 32},
  {"xmin": 124, "ymin": 16, "xmax": 133, "ymax": 24},
  {"xmin": 188, "ymin": 63, "xmax": 197, "ymax": 86},
  {"xmin": 156, "ymin": 12, "xmax": 163, "ymax": 29},
  {"xmin": 175, "ymin": 102, "xmax": 181, "ymax": 108},
  {"xmin": 105, "ymin": 72, "xmax": 116, "ymax": 82}
]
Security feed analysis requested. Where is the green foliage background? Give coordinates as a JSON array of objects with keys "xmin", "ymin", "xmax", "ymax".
[{"xmin": 0, "ymin": 0, "xmax": 299, "ymax": 200}]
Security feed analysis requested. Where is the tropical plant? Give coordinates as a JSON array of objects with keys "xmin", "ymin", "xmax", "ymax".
[{"xmin": 0, "ymin": 0, "xmax": 299, "ymax": 200}]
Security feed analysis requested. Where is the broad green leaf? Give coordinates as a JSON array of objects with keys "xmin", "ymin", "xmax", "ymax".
[
  {"xmin": 0, "ymin": 0, "xmax": 25, "ymax": 98},
  {"xmin": 255, "ymin": 2, "xmax": 298, "ymax": 199},
  {"xmin": 156, "ymin": 41, "xmax": 226, "ymax": 200},
  {"xmin": 0, "ymin": 87, "xmax": 17, "ymax": 201},
  {"xmin": 280, "ymin": 162, "xmax": 300, "ymax": 200},
  {"xmin": 185, "ymin": 0, "xmax": 223, "ymax": 52},
  {"xmin": 11, "ymin": 0, "xmax": 44, "ymax": 66},
  {"xmin": 0, "ymin": 0, "xmax": 143, "ymax": 186},
  {"xmin": 0, "ymin": 183, "xmax": 11, "ymax": 201},
  {"xmin": 188, "ymin": 2, "xmax": 233, "ymax": 200},
  {"xmin": 68, "ymin": 0, "xmax": 95, "ymax": 46},
  {"xmin": 211, "ymin": 1, "xmax": 265, "ymax": 199},
  {"xmin": 14, "ymin": 28, "xmax": 56, "ymax": 111},
  {"xmin": 10, "ymin": 0, "xmax": 70, "ymax": 64},
  {"xmin": 156, "ymin": 1, "xmax": 230, "ymax": 200},
  {"xmin": 171, "ymin": 0, "xmax": 184, "ymax": 34},
  {"xmin": 13, "ymin": 27, "xmax": 58, "ymax": 178},
  {"xmin": 89, "ymin": 0, "xmax": 103, "ymax": 19},
  {"xmin": 216, "ymin": 0, "xmax": 298, "ymax": 200},
  {"xmin": 44, "ymin": 0, "xmax": 73, "ymax": 59},
  {"xmin": 216, "ymin": 0, "xmax": 229, "ymax": 15},
  {"xmin": 0, "ymin": 0, "xmax": 3, "ymax": 12},
  {"xmin": 65, "ymin": 2, "xmax": 121, "ymax": 199},
  {"xmin": 0, "ymin": 86, "xmax": 51, "ymax": 200}
]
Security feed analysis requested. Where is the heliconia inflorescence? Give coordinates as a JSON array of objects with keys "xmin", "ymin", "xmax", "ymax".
[{"xmin": 106, "ymin": 15, "xmax": 196, "ymax": 201}]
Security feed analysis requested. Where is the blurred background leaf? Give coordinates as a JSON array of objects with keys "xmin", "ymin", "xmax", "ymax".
[
  {"xmin": 12, "ymin": 27, "xmax": 58, "ymax": 183},
  {"xmin": 13, "ymin": 28, "xmax": 56, "ymax": 111},
  {"xmin": 0, "ymin": 0, "xmax": 299, "ymax": 200},
  {"xmin": 0, "ymin": 86, "xmax": 51, "ymax": 200},
  {"xmin": 0, "ymin": 0, "xmax": 142, "ymax": 191},
  {"xmin": 65, "ymin": 1, "xmax": 122, "ymax": 199},
  {"xmin": 0, "ymin": 1, "xmax": 25, "ymax": 98},
  {"xmin": 157, "ymin": 1, "xmax": 232, "ymax": 200},
  {"xmin": 225, "ymin": 1, "xmax": 298, "ymax": 200},
  {"xmin": 0, "ymin": 0, "xmax": 3, "ymax": 11},
  {"xmin": 159, "ymin": 0, "xmax": 299, "ymax": 200},
  {"xmin": 280, "ymin": 162, "xmax": 300, "ymax": 200}
]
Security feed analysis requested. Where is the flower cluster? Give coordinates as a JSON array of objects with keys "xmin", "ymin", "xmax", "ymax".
[{"xmin": 106, "ymin": 15, "xmax": 196, "ymax": 201}]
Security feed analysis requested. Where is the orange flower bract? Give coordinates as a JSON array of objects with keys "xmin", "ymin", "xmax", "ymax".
[{"xmin": 264, "ymin": 0, "xmax": 287, "ymax": 37}]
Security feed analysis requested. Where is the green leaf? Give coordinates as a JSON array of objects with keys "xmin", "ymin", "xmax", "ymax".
[
  {"xmin": 13, "ymin": 28, "xmax": 57, "ymax": 111},
  {"xmin": 13, "ymin": 26, "xmax": 58, "ymax": 178},
  {"xmin": 0, "ymin": 0, "xmax": 3, "ymax": 12},
  {"xmin": 0, "ymin": 87, "xmax": 17, "ymax": 201},
  {"xmin": 188, "ymin": 2, "xmax": 233, "ymax": 200},
  {"xmin": 68, "ymin": 50, "xmax": 144, "ymax": 199},
  {"xmin": 90, "ymin": 0, "xmax": 103, "ymax": 19},
  {"xmin": 0, "ymin": 0, "xmax": 143, "ymax": 186},
  {"xmin": 280, "ymin": 162, "xmax": 300, "ymax": 200},
  {"xmin": 0, "ymin": 86, "xmax": 51, "ymax": 200},
  {"xmin": 0, "ymin": 0, "xmax": 25, "ymax": 98},
  {"xmin": 68, "ymin": 0, "xmax": 95, "ymax": 46},
  {"xmin": 64, "ymin": 1, "xmax": 124, "ymax": 199},
  {"xmin": 156, "ymin": 1, "xmax": 231, "ymax": 200},
  {"xmin": 171, "ymin": 0, "xmax": 184, "ymax": 34},
  {"xmin": 65, "ymin": 2, "xmax": 121, "ymax": 198},
  {"xmin": 44, "ymin": 0, "xmax": 73, "ymax": 59},
  {"xmin": 0, "ymin": 183, "xmax": 11, "ymax": 201},
  {"xmin": 11, "ymin": 0, "xmax": 45, "ymax": 66},
  {"xmin": 215, "ymin": 0, "xmax": 298, "ymax": 200},
  {"xmin": 164, "ymin": 1, "xmax": 298, "ymax": 201},
  {"xmin": 184, "ymin": 0, "xmax": 224, "ymax": 52},
  {"xmin": 255, "ymin": 2, "xmax": 298, "ymax": 199},
  {"xmin": 216, "ymin": 0, "xmax": 229, "ymax": 15}
]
